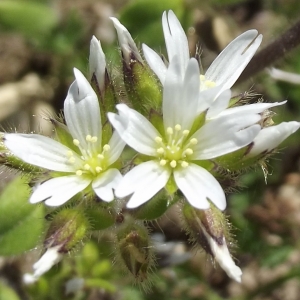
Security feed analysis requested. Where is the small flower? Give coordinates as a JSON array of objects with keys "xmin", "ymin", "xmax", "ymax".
[
  {"xmin": 108, "ymin": 57, "xmax": 269, "ymax": 210},
  {"xmin": 142, "ymin": 10, "xmax": 262, "ymax": 94},
  {"xmin": 4, "ymin": 69, "xmax": 125, "ymax": 206}
]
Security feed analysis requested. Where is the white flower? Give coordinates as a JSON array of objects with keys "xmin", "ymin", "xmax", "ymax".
[
  {"xmin": 110, "ymin": 17, "xmax": 143, "ymax": 66},
  {"xmin": 247, "ymin": 121, "xmax": 300, "ymax": 157},
  {"xmin": 23, "ymin": 246, "xmax": 63, "ymax": 284},
  {"xmin": 4, "ymin": 69, "xmax": 125, "ymax": 206},
  {"xmin": 108, "ymin": 57, "xmax": 270, "ymax": 210},
  {"xmin": 142, "ymin": 10, "xmax": 262, "ymax": 95}
]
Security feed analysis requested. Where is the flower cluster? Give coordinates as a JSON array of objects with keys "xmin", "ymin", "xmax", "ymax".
[{"xmin": 1, "ymin": 10, "xmax": 299, "ymax": 285}]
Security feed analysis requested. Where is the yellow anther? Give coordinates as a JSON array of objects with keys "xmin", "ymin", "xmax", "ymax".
[
  {"xmin": 167, "ymin": 127, "xmax": 173, "ymax": 135},
  {"xmin": 67, "ymin": 150, "xmax": 73, "ymax": 157},
  {"xmin": 91, "ymin": 136, "xmax": 98, "ymax": 143},
  {"xmin": 175, "ymin": 124, "xmax": 181, "ymax": 131},
  {"xmin": 157, "ymin": 148, "xmax": 164, "ymax": 154},
  {"xmin": 76, "ymin": 170, "xmax": 83, "ymax": 176},
  {"xmin": 86, "ymin": 135, "xmax": 92, "ymax": 142},
  {"xmin": 181, "ymin": 161, "xmax": 189, "ymax": 168},
  {"xmin": 170, "ymin": 160, "xmax": 177, "ymax": 168},
  {"xmin": 68, "ymin": 157, "xmax": 75, "ymax": 163},
  {"xmin": 103, "ymin": 144, "xmax": 110, "ymax": 151},
  {"xmin": 185, "ymin": 148, "xmax": 193, "ymax": 155},
  {"xmin": 96, "ymin": 166, "xmax": 102, "ymax": 173},
  {"xmin": 190, "ymin": 138, "xmax": 198, "ymax": 145},
  {"xmin": 183, "ymin": 130, "xmax": 189, "ymax": 136},
  {"xmin": 205, "ymin": 80, "xmax": 216, "ymax": 88},
  {"xmin": 97, "ymin": 154, "xmax": 104, "ymax": 159},
  {"xmin": 155, "ymin": 136, "xmax": 162, "ymax": 143},
  {"xmin": 160, "ymin": 159, "xmax": 167, "ymax": 166},
  {"xmin": 73, "ymin": 139, "xmax": 80, "ymax": 146},
  {"xmin": 84, "ymin": 164, "xmax": 90, "ymax": 170}
]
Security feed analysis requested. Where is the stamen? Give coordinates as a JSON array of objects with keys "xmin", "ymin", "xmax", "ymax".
[
  {"xmin": 185, "ymin": 148, "xmax": 193, "ymax": 156},
  {"xmin": 97, "ymin": 154, "xmax": 104, "ymax": 159},
  {"xmin": 67, "ymin": 150, "xmax": 73, "ymax": 157},
  {"xmin": 84, "ymin": 164, "xmax": 90, "ymax": 170},
  {"xmin": 175, "ymin": 124, "xmax": 181, "ymax": 131},
  {"xmin": 200, "ymin": 74, "xmax": 206, "ymax": 81},
  {"xmin": 160, "ymin": 159, "xmax": 167, "ymax": 166},
  {"xmin": 157, "ymin": 148, "xmax": 164, "ymax": 154},
  {"xmin": 73, "ymin": 139, "xmax": 80, "ymax": 146},
  {"xmin": 103, "ymin": 144, "xmax": 110, "ymax": 152},
  {"xmin": 166, "ymin": 127, "xmax": 173, "ymax": 135},
  {"xmin": 181, "ymin": 161, "xmax": 189, "ymax": 168},
  {"xmin": 155, "ymin": 136, "xmax": 162, "ymax": 143},
  {"xmin": 170, "ymin": 160, "xmax": 177, "ymax": 168},
  {"xmin": 190, "ymin": 138, "xmax": 198, "ymax": 145},
  {"xmin": 182, "ymin": 130, "xmax": 189, "ymax": 136},
  {"xmin": 91, "ymin": 136, "xmax": 98, "ymax": 143},
  {"xmin": 96, "ymin": 166, "xmax": 102, "ymax": 173},
  {"xmin": 86, "ymin": 135, "xmax": 92, "ymax": 142},
  {"xmin": 76, "ymin": 170, "xmax": 83, "ymax": 176}
]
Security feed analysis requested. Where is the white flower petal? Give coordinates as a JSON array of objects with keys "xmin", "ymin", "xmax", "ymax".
[
  {"xmin": 107, "ymin": 131, "xmax": 126, "ymax": 165},
  {"xmin": 206, "ymin": 89, "xmax": 231, "ymax": 119},
  {"xmin": 92, "ymin": 168, "xmax": 122, "ymax": 202},
  {"xmin": 249, "ymin": 121, "xmax": 300, "ymax": 156},
  {"xmin": 205, "ymin": 234, "xmax": 242, "ymax": 282},
  {"xmin": 30, "ymin": 176, "xmax": 91, "ymax": 206},
  {"xmin": 205, "ymin": 30, "xmax": 262, "ymax": 92},
  {"xmin": 89, "ymin": 36, "xmax": 106, "ymax": 93},
  {"xmin": 108, "ymin": 104, "xmax": 159, "ymax": 156},
  {"xmin": 218, "ymin": 101, "xmax": 287, "ymax": 117},
  {"xmin": 64, "ymin": 68, "xmax": 101, "ymax": 153},
  {"xmin": 192, "ymin": 112, "xmax": 261, "ymax": 159},
  {"xmin": 162, "ymin": 10, "xmax": 189, "ymax": 75},
  {"xmin": 4, "ymin": 133, "xmax": 80, "ymax": 172},
  {"xmin": 110, "ymin": 17, "xmax": 143, "ymax": 64},
  {"xmin": 174, "ymin": 164, "xmax": 226, "ymax": 210},
  {"xmin": 197, "ymin": 86, "xmax": 223, "ymax": 114},
  {"xmin": 32, "ymin": 246, "xmax": 63, "ymax": 279},
  {"xmin": 115, "ymin": 160, "xmax": 171, "ymax": 208},
  {"xmin": 143, "ymin": 43, "xmax": 167, "ymax": 84}
]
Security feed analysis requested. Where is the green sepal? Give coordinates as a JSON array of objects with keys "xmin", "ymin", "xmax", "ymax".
[
  {"xmin": 50, "ymin": 117, "xmax": 80, "ymax": 154},
  {"xmin": 149, "ymin": 109, "xmax": 164, "ymax": 136},
  {"xmin": 165, "ymin": 174, "xmax": 177, "ymax": 195},
  {"xmin": 188, "ymin": 110, "xmax": 207, "ymax": 138},
  {"xmin": 117, "ymin": 222, "xmax": 152, "ymax": 282},
  {"xmin": 124, "ymin": 60, "xmax": 162, "ymax": 116},
  {"xmin": 0, "ymin": 176, "xmax": 45, "ymax": 256},
  {"xmin": 133, "ymin": 189, "xmax": 170, "ymax": 220},
  {"xmin": 85, "ymin": 203, "xmax": 116, "ymax": 230},
  {"xmin": 45, "ymin": 208, "xmax": 89, "ymax": 252}
]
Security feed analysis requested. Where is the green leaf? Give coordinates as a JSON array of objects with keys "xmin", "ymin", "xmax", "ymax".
[
  {"xmin": 0, "ymin": 1, "xmax": 57, "ymax": 39},
  {"xmin": 0, "ymin": 176, "xmax": 45, "ymax": 255}
]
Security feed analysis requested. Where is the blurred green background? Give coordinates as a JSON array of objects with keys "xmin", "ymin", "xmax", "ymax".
[{"xmin": 1, "ymin": 0, "xmax": 300, "ymax": 299}]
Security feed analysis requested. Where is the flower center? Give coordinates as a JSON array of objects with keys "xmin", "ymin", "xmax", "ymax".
[
  {"xmin": 67, "ymin": 135, "xmax": 110, "ymax": 177},
  {"xmin": 200, "ymin": 75, "xmax": 216, "ymax": 91},
  {"xmin": 155, "ymin": 124, "xmax": 198, "ymax": 169}
]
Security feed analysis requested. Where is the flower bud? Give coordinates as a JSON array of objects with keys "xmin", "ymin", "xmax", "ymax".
[
  {"xmin": 117, "ymin": 222, "xmax": 154, "ymax": 282},
  {"xmin": 183, "ymin": 203, "xmax": 242, "ymax": 282},
  {"xmin": 110, "ymin": 17, "xmax": 162, "ymax": 115}
]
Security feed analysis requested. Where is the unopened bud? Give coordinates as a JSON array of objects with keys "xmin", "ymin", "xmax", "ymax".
[
  {"xmin": 45, "ymin": 208, "xmax": 89, "ymax": 253},
  {"xmin": 183, "ymin": 203, "xmax": 242, "ymax": 282},
  {"xmin": 117, "ymin": 222, "xmax": 154, "ymax": 282}
]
